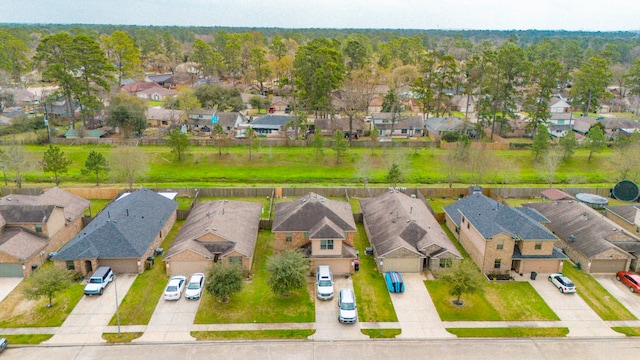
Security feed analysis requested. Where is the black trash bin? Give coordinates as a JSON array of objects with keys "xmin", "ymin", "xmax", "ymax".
[
  {"xmin": 354, "ymin": 259, "xmax": 360, "ymax": 271},
  {"xmin": 530, "ymin": 271, "xmax": 538, "ymax": 280}
]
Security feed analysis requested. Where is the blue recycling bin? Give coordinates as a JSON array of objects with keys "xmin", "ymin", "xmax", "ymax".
[{"xmin": 385, "ymin": 271, "xmax": 405, "ymax": 293}]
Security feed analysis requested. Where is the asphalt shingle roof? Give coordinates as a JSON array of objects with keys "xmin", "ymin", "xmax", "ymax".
[
  {"xmin": 272, "ymin": 193, "xmax": 356, "ymax": 234},
  {"xmin": 53, "ymin": 188, "xmax": 177, "ymax": 260},
  {"xmin": 0, "ymin": 187, "xmax": 91, "ymax": 221}
]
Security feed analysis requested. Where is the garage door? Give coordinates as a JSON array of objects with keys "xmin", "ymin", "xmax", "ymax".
[
  {"xmin": 382, "ymin": 258, "xmax": 422, "ymax": 273},
  {"xmin": 0, "ymin": 263, "xmax": 23, "ymax": 277},
  {"xmin": 168, "ymin": 261, "xmax": 212, "ymax": 277},
  {"xmin": 590, "ymin": 259, "xmax": 627, "ymax": 274}
]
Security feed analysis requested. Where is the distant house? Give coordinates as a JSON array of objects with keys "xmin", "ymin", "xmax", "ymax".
[
  {"xmin": 425, "ymin": 117, "xmax": 475, "ymax": 140},
  {"xmin": 450, "ymin": 94, "xmax": 476, "ymax": 114},
  {"xmin": 52, "ymin": 188, "xmax": 177, "ymax": 275},
  {"xmin": 371, "ymin": 113, "xmax": 424, "ymax": 138},
  {"xmin": 268, "ymin": 97, "xmax": 289, "ymax": 113},
  {"xmin": 541, "ymin": 188, "xmax": 574, "ymax": 201},
  {"xmin": 0, "ymin": 188, "xmax": 90, "ymax": 277},
  {"xmin": 188, "ymin": 108, "xmax": 216, "ymax": 126},
  {"xmin": 550, "ymin": 98, "xmax": 571, "ymax": 113},
  {"xmin": 444, "ymin": 193, "xmax": 566, "ymax": 275},
  {"xmin": 164, "ymin": 200, "xmax": 262, "ymax": 276},
  {"xmin": 147, "ymin": 108, "xmax": 184, "ymax": 128},
  {"xmin": 122, "ymin": 81, "xmax": 177, "ymax": 101},
  {"xmin": 314, "ymin": 117, "xmax": 366, "ymax": 137},
  {"xmin": 250, "ymin": 114, "xmax": 291, "ymax": 136},
  {"xmin": 368, "ymin": 97, "xmax": 383, "ymax": 114},
  {"xmin": 213, "ymin": 112, "xmax": 247, "ymax": 134},
  {"xmin": 145, "ymin": 73, "xmax": 175, "ymax": 88},
  {"xmin": 272, "ymin": 193, "xmax": 357, "ymax": 274},
  {"xmin": 525, "ymin": 200, "xmax": 637, "ymax": 273},
  {"xmin": 606, "ymin": 204, "xmax": 640, "ymax": 235},
  {"xmin": 360, "ymin": 191, "xmax": 462, "ymax": 273}
]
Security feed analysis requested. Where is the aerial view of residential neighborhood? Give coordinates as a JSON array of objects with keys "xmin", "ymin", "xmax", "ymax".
[{"xmin": 2, "ymin": 1, "xmax": 640, "ymax": 359}]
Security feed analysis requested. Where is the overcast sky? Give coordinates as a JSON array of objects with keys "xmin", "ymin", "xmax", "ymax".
[{"xmin": 1, "ymin": 0, "xmax": 639, "ymax": 31}]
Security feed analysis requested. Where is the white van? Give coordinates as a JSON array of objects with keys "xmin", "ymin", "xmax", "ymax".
[
  {"xmin": 83, "ymin": 266, "xmax": 114, "ymax": 295},
  {"xmin": 316, "ymin": 265, "xmax": 334, "ymax": 300},
  {"xmin": 338, "ymin": 288, "xmax": 357, "ymax": 324}
]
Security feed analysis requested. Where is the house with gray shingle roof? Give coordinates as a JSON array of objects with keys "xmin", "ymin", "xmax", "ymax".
[
  {"xmin": 605, "ymin": 204, "xmax": 640, "ymax": 234},
  {"xmin": 272, "ymin": 193, "xmax": 357, "ymax": 274},
  {"xmin": 250, "ymin": 114, "xmax": 291, "ymax": 136},
  {"xmin": 52, "ymin": 188, "xmax": 177, "ymax": 276},
  {"xmin": 360, "ymin": 190, "xmax": 462, "ymax": 273},
  {"xmin": 444, "ymin": 193, "xmax": 566, "ymax": 275},
  {"xmin": 525, "ymin": 200, "xmax": 637, "ymax": 273},
  {"xmin": 164, "ymin": 200, "xmax": 262, "ymax": 276},
  {"xmin": 0, "ymin": 187, "xmax": 90, "ymax": 277}
]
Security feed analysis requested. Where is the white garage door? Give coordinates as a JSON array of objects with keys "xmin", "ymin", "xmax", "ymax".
[
  {"xmin": 382, "ymin": 257, "xmax": 422, "ymax": 273},
  {"xmin": 168, "ymin": 261, "xmax": 212, "ymax": 277},
  {"xmin": 590, "ymin": 259, "xmax": 627, "ymax": 274}
]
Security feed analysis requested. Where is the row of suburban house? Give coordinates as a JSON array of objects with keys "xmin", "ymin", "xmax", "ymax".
[{"xmin": 3, "ymin": 186, "xmax": 640, "ymax": 279}]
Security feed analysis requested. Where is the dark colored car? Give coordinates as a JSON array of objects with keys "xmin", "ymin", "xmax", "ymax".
[{"xmin": 616, "ymin": 271, "xmax": 640, "ymax": 293}]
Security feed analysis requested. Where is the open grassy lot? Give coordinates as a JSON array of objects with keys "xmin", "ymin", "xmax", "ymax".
[
  {"xmin": 108, "ymin": 221, "xmax": 183, "ymax": 325},
  {"xmin": 446, "ymin": 327, "xmax": 568, "ymax": 337},
  {"xmin": 0, "ymin": 334, "xmax": 54, "ymax": 344},
  {"xmin": 10, "ymin": 144, "xmax": 624, "ymax": 187},
  {"xmin": 194, "ymin": 230, "xmax": 315, "ymax": 323},
  {"xmin": 191, "ymin": 329, "xmax": 315, "ymax": 340},
  {"xmin": 352, "ymin": 225, "xmax": 398, "ymax": 322},
  {"xmin": 562, "ymin": 262, "xmax": 636, "ymax": 321},
  {"xmin": 426, "ymin": 280, "xmax": 558, "ymax": 321},
  {"xmin": 0, "ymin": 280, "xmax": 84, "ymax": 328}
]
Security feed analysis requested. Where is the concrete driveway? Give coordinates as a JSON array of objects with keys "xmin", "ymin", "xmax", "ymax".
[
  {"xmin": 46, "ymin": 273, "xmax": 137, "ymax": 344},
  {"xmin": 388, "ymin": 273, "xmax": 453, "ymax": 339},
  {"xmin": 135, "ymin": 286, "xmax": 200, "ymax": 342},
  {"xmin": 525, "ymin": 273, "xmax": 622, "ymax": 337},
  {"xmin": 311, "ymin": 275, "xmax": 367, "ymax": 340},
  {"xmin": 593, "ymin": 274, "xmax": 640, "ymax": 319},
  {"xmin": 0, "ymin": 277, "xmax": 23, "ymax": 303}
]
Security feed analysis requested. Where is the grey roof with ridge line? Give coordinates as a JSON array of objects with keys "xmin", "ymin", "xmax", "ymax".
[{"xmin": 272, "ymin": 193, "xmax": 356, "ymax": 234}]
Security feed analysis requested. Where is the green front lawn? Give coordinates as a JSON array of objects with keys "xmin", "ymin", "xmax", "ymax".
[
  {"xmin": 0, "ymin": 334, "xmax": 54, "ymax": 344},
  {"xmin": 102, "ymin": 332, "xmax": 143, "ymax": 343},
  {"xmin": 109, "ymin": 221, "xmax": 183, "ymax": 325},
  {"xmin": 612, "ymin": 327, "xmax": 640, "ymax": 336},
  {"xmin": 426, "ymin": 280, "xmax": 558, "ymax": 321},
  {"xmin": 194, "ymin": 231, "xmax": 315, "ymax": 323},
  {"xmin": 352, "ymin": 225, "xmax": 398, "ymax": 322},
  {"xmin": 562, "ymin": 263, "xmax": 636, "ymax": 321},
  {"xmin": 361, "ymin": 328, "xmax": 401, "ymax": 338},
  {"xmin": 447, "ymin": 327, "xmax": 568, "ymax": 337},
  {"xmin": 191, "ymin": 329, "xmax": 315, "ymax": 340}
]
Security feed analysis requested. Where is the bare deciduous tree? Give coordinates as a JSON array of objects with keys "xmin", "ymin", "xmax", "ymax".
[{"xmin": 110, "ymin": 146, "xmax": 148, "ymax": 190}]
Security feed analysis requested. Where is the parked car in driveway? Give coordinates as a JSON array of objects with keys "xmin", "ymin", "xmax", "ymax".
[
  {"xmin": 338, "ymin": 288, "xmax": 358, "ymax": 324},
  {"xmin": 163, "ymin": 276, "xmax": 187, "ymax": 300},
  {"xmin": 548, "ymin": 273, "xmax": 576, "ymax": 293},
  {"xmin": 184, "ymin": 273, "xmax": 205, "ymax": 300},
  {"xmin": 616, "ymin": 271, "xmax": 640, "ymax": 293}
]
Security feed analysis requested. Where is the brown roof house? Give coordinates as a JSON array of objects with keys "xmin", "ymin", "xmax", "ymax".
[
  {"xmin": 52, "ymin": 188, "xmax": 177, "ymax": 276},
  {"xmin": 444, "ymin": 193, "xmax": 566, "ymax": 276},
  {"xmin": 147, "ymin": 108, "xmax": 184, "ymax": 128},
  {"xmin": 525, "ymin": 200, "xmax": 637, "ymax": 273},
  {"xmin": 272, "ymin": 193, "xmax": 357, "ymax": 275},
  {"xmin": 164, "ymin": 200, "xmax": 262, "ymax": 276},
  {"xmin": 360, "ymin": 190, "xmax": 462, "ymax": 273},
  {"xmin": 606, "ymin": 204, "xmax": 640, "ymax": 235},
  {"xmin": 0, "ymin": 187, "xmax": 90, "ymax": 277}
]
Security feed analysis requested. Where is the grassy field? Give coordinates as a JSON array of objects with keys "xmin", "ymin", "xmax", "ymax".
[
  {"xmin": 352, "ymin": 225, "xmax": 398, "ymax": 322},
  {"xmin": 562, "ymin": 262, "xmax": 636, "ymax": 321},
  {"xmin": 446, "ymin": 327, "xmax": 568, "ymax": 337},
  {"xmin": 108, "ymin": 221, "xmax": 183, "ymax": 325},
  {"xmin": 7, "ymin": 144, "xmax": 628, "ymax": 187},
  {"xmin": 426, "ymin": 280, "xmax": 558, "ymax": 321},
  {"xmin": 194, "ymin": 230, "xmax": 315, "ymax": 323}
]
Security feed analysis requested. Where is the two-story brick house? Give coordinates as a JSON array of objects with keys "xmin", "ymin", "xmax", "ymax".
[
  {"xmin": 444, "ymin": 194, "xmax": 566, "ymax": 276},
  {"xmin": 272, "ymin": 193, "xmax": 357, "ymax": 274}
]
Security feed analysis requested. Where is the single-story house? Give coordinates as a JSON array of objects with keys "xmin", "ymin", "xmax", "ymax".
[
  {"xmin": 314, "ymin": 118, "xmax": 366, "ymax": 137},
  {"xmin": 53, "ymin": 188, "xmax": 177, "ymax": 276},
  {"xmin": 360, "ymin": 190, "xmax": 462, "ymax": 273},
  {"xmin": 606, "ymin": 204, "xmax": 640, "ymax": 235},
  {"xmin": 524, "ymin": 200, "xmax": 637, "ymax": 273},
  {"xmin": 550, "ymin": 98, "xmax": 571, "ymax": 113},
  {"xmin": 0, "ymin": 187, "xmax": 90, "ymax": 277},
  {"xmin": 272, "ymin": 193, "xmax": 357, "ymax": 274},
  {"xmin": 250, "ymin": 114, "xmax": 291, "ymax": 136},
  {"xmin": 425, "ymin": 116, "xmax": 475, "ymax": 140},
  {"xmin": 444, "ymin": 193, "xmax": 566, "ymax": 275},
  {"xmin": 147, "ymin": 108, "xmax": 184, "ymax": 128},
  {"xmin": 371, "ymin": 113, "xmax": 424, "ymax": 138}
]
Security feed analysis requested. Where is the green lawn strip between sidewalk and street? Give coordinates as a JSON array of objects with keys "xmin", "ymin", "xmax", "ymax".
[
  {"xmin": 361, "ymin": 328, "xmax": 402, "ymax": 338},
  {"xmin": 0, "ymin": 334, "xmax": 53, "ymax": 344},
  {"xmin": 446, "ymin": 327, "xmax": 569, "ymax": 337},
  {"xmin": 612, "ymin": 327, "xmax": 640, "ymax": 336},
  {"xmin": 562, "ymin": 262, "xmax": 636, "ymax": 321},
  {"xmin": 426, "ymin": 280, "xmax": 558, "ymax": 321},
  {"xmin": 352, "ymin": 224, "xmax": 398, "ymax": 323},
  {"xmin": 108, "ymin": 221, "xmax": 184, "ymax": 326},
  {"xmin": 194, "ymin": 230, "xmax": 315, "ymax": 323},
  {"xmin": 102, "ymin": 332, "xmax": 143, "ymax": 343},
  {"xmin": 191, "ymin": 329, "xmax": 315, "ymax": 340}
]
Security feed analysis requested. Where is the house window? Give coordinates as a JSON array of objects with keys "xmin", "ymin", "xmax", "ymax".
[
  {"xmin": 496, "ymin": 239, "xmax": 504, "ymax": 250},
  {"xmin": 35, "ymin": 224, "xmax": 42, "ymax": 233},
  {"xmin": 535, "ymin": 241, "xmax": 543, "ymax": 250},
  {"xmin": 320, "ymin": 240, "xmax": 334, "ymax": 250},
  {"xmin": 66, "ymin": 261, "xmax": 75, "ymax": 270},
  {"xmin": 229, "ymin": 256, "xmax": 242, "ymax": 265},
  {"xmin": 401, "ymin": 129, "xmax": 407, "ymax": 134},
  {"xmin": 494, "ymin": 259, "xmax": 501, "ymax": 269},
  {"xmin": 161, "ymin": 120, "xmax": 168, "ymax": 126},
  {"xmin": 285, "ymin": 233, "xmax": 292, "ymax": 242},
  {"xmin": 461, "ymin": 216, "xmax": 465, "ymax": 223},
  {"xmin": 439, "ymin": 258, "xmax": 452, "ymax": 268}
]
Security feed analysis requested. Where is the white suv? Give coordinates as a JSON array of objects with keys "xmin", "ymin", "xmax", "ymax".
[
  {"xmin": 548, "ymin": 273, "xmax": 576, "ymax": 293},
  {"xmin": 83, "ymin": 266, "xmax": 114, "ymax": 296},
  {"xmin": 316, "ymin": 265, "xmax": 334, "ymax": 300}
]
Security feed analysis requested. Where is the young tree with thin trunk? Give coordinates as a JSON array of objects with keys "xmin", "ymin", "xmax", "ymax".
[
  {"xmin": 387, "ymin": 163, "xmax": 402, "ymax": 188},
  {"xmin": 538, "ymin": 149, "xmax": 562, "ymax": 188},
  {"xmin": 213, "ymin": 124, "xmax": 226, "ymax": 156},
  {"xmin": 245, "ymin": 127, "xmax": 257, "ymax": 160},
  {"xmin": 167, "ymin": 128, "xmax": 190, "ymax": 161},
  {"xmin": 435, "ymin": 259, "xmax": 484, "ymax": 306},
  {"xmin": 41, "ymin": 145, "xmax": 72, "ymax": 186},
  {"xmin": 110, "ymin": 146, "xmax": 148, "ymax": 190},
  {"xmin": 6, "ymin": 145, "xmax": 29, "ymax": 189},
  {"xmin": 585, "ymin": 125, "xmax": 606, "ymax": 162},
  {"xmin": 82, "ymin": 150, "xmax": 109, "ymax": 186},
  {"xmin": 559, "ymin": 131, "xmax": 578, "ymax": 161},
  {"xmin": 311, "ymin": 131, "xmax": 325, "ymax": 160},
  {"xmin": 23, "ymin": 265, "xmax": 75, "ymax": 308},
  {"xmin": 332, "ymin": 130, "xmax": 348, "ymax": 164},
  {"xmin": 531, "ymin": 124, "xmax": 550, "ymax": 162},
  {"xmin": 369, "ymin": 126, "xmax": 379, "ymax": 155}
]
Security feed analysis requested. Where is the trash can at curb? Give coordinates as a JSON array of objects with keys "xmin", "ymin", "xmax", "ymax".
[
  {"xmin": 354, "ymin": 260, "xmax": 360, "ymax": 271},
  {"xmin": 530, "ymin": 271, "xmax": 538, "ymax": 280}
]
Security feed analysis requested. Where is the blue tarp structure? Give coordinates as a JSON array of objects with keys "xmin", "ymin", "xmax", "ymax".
[
  {"xmin": 385, "ymin": 271, "xmax": 405, "ymax": 293},
  {"xmin": 211, "ymin": 115, "xmax": 219, "ymax": 124}
]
